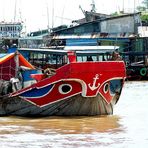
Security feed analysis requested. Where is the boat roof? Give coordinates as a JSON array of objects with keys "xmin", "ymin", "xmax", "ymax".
[
  {"xmin": 18, "ymin": 48, "xmax": 68, "ymax": 55},
  {"xmin": 0, "ymin": 53, "xmax": 9, "ymax": 58},
  {"xmin": 18, "ymin": 46, "xmax": 118, "ymax": 55},
  {"xmin": 64, "ymin": 46, "xmax": 119, "ymax": 50},
  {"xmin": 0, "ymin": 52, "xmax": 34, "ymax": 69}
]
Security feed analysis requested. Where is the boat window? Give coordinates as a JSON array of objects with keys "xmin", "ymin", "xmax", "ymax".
[
  {"xmin": 91, "ymin": 56, "xmax": 96, "ymax": 61},
  {"xmin": 77, "ymin": 55, "xmax": 105, "ymax": 62},
  {"xmin": 28, "ymin": 52, "xmax": 68, "ymax": 69},
  {"xmin": 77, "ymin": 56, "xmax": 87, "ymax": 62}
]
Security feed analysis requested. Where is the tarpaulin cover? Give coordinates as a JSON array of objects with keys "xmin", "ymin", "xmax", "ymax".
[{"xmin": 0, "ymin": 52, "xmax": 35, "ymax": 81}]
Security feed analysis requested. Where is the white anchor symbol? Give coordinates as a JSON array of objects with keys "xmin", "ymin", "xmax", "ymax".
[{"xmin": 88, "ymin": 74, "xmax": 100, "ymax": 91}]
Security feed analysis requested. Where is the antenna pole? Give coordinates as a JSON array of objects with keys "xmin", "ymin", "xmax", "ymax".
[
  {"xmin": 91, "ymin": 0, "xmax": 96, "ymax": 12},
  {"xmin": 52, "ymin": 0, "xmax": 54, "ymax": 29},
  {"xmin": 134, "ymin": 0, "xmax": 135, "ymax": 13},
  {"xmin": 79, "ymin": 5, "xmax": 85, "ymax": 16},
  {"xmin": 46, "ymin": 1, "xmax": 50, "ymax": 32},
  {"xmin": 14, "ymin": 0, "xmax": 17, "ymax": 22},
  {"xmin": 122, "ymin": 0, "xmax": 124, "ymax": 13}
]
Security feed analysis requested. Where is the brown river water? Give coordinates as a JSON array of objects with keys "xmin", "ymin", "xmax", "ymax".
[{"xmin": 0, "ymin": 81, "xmax": 148, "ymax": 148}]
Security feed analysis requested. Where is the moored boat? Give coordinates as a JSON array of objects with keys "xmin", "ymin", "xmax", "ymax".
[{"xmin": 0, "ymin": 47, "xmax": 126, "ymax": 116}]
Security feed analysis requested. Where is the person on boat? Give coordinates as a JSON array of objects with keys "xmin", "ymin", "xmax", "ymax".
[
  {"xmin": 44, "ymin": 68, "xmax": 51, "ymax": 76},
  {"xmin": 43, "ymin": 68, "xmax": 56, "ymax": 77},
  {"xmin": 111, "ymin": 51, "xmax": 122, "ymax": 61},
  {"xmin": 9, "ymin": 66, "xmax": 25, "ymax": 92},
  {"xmin": 10, "ymin": 77, "xmax": 22, "ymax": 92},
  {"xmin": 87, "ymin": 56, "xmax": 93, "ymax": 61}
]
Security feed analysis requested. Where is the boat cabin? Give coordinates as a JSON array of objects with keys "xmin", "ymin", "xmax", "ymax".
[{"xmin": 18, "ymin": 46, "xmax": 120, "ymax": 70}]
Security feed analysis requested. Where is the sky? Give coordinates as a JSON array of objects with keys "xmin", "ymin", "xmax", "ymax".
[{"xmin": 0, "ymin": 0, "xmax": 143, "ymax": 33}]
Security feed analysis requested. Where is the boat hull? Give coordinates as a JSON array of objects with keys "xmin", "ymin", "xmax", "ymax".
[
  {"xmin": 0, "ymin": 61, "xmax": 126, "ymax": 116},
  {"xmin": 0, "ymin": 92, "xmax": 120, "ymax": 116}
]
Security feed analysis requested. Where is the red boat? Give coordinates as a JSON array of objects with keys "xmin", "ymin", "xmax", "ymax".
[{"xmin": 0, "ymin": 47, "xmax": 126, "ymax": 116}]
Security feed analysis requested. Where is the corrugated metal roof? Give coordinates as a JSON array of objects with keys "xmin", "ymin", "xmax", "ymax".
[{"xmin": 64, "ymin": 46, "xmax": 119, "ymax": 50}]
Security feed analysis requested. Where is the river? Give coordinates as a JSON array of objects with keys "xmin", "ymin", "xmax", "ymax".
[{"xmin": 0, "ymin": 81, "xmax": 148, "ymax": 148}]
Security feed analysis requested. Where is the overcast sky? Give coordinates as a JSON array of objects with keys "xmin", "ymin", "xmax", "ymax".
[{"xmin": 0, "ymin": 0, "xmax": 143, "ymax": 33}]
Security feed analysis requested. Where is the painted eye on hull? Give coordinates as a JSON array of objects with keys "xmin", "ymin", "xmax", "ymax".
[
  {"xmin": 59, "ymin": 84, "xmax": 72, "ymax": 94},
  {"xmin": 103, "ymin": 83, "xmax": 109, "ymax": 94}
]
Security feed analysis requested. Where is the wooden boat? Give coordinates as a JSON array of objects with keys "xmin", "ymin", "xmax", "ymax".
[
  {"xmin": 0, "ymin": 47, "xmax": 126, "ymax": 116},
  {"xmin": 121, "ymin": 51, "xmax": 148, "ymax": 80}
]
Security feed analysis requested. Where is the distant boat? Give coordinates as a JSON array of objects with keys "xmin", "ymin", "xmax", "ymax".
[
  {"xmin": 0, "ymin": 46, "xmax": 126, "ymax": 116},
  {"xmin": 121, "ymin": 51, "xmax": 148, "ymax": 81},
  {"xmin": 0, "ymin": 21, "xmax": 22, "ymax": 38},
  {"xmin": 0, "ymin": 21, "xmax": 23, "ymax": 52}
]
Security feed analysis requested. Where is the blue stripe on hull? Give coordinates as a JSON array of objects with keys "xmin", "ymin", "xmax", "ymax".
[{"xmin": 20, "ymin": 84, "xmax": 54, "ymax": 98}]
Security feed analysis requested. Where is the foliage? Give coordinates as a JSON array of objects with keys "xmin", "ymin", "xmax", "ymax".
[
  {"xmin": 110, "ymin": 12, "xmax": 119, "ymax": 16},
  {"xmin": 137, "ymin": 6, "xmax": 146, "ymax": 11},
  {"xmin": 142, "ymin": 0, "xmax": 148, "ymax": 9},
  {"xmin": 136, "ymin": 0, "xmax": 148, "ymax": 23},
  {"xmin": 141, "ymin": 14, "xmax": 148, "ymax": 22},
  {"xmin": 136, "ymin": 0, "xmax": 148, "ymax": 11}
]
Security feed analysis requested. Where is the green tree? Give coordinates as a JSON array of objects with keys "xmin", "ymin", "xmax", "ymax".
[
  {"xmin": 137, "ymin": 0, "xmax": 148, "ymax": 11},
  {"xmin": 142, "ymin": 0, "xmax": 148, "ymax": 9},
  {"xmin": 141, "ymin": 14, "xmax": 148, "ymax": 23},
  {"xmin": 136, "ymin": 0, "xmax": 148, "ymax": 23},
  {"xmin": 137, "ymin": 6, "xmax": 146, "ymax": 11}
]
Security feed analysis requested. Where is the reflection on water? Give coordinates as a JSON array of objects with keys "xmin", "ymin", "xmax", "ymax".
[
  {"xmin": 0, "ymin": 116, "xmax": 121, "ymax": 134},
  {"xmin": 0, "ymin": 81, "xmax": 148, "ymax": 148},
  {"xmin": 0, "ymin": 116, "xmax": 123, "ymax": 148}
]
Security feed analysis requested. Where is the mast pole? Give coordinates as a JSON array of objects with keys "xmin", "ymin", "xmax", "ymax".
[
  {"xmin": 134, "ymin": 0, "xmax": 136, "ymax": 13},
  {"xmin": 122, "ymin": 0, "xmax": 124, "ymax": 13},
  {"xmin": 14, "ymin": 0, "xmax": 17, "ymax": 22},
  {"xmin": 52, "ymin": 0, "xmax": 54, "ymax": 29},
  {"xmin": 15, "ymin": 51, "xmax": 19, "ymax": 77},
  {"xmin": 46, "ymin": 1, "xmax": 50, "ymax": 32}
]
